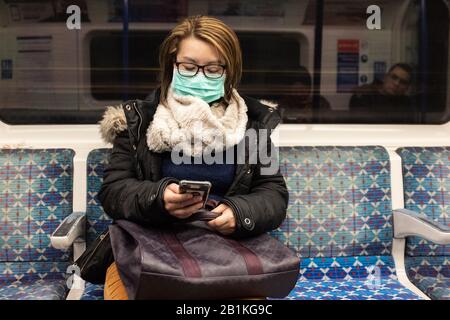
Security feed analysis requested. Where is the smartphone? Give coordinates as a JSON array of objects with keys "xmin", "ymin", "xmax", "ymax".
[{"xmin": 179, "ymin": 180, "xmax": 212, "ymax": 208}]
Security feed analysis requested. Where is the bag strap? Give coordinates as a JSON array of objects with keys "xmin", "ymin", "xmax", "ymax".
[
  {"xmin": 159, "ymin": 231, "xmax": 202, "ymax": 278},
  {"xmin": 167, "ymin": 208, "xmax": 265, "ymax": 277},
  {"xmin": 223, "ymin": 238, "xmax": 264, "ymax": 275}
]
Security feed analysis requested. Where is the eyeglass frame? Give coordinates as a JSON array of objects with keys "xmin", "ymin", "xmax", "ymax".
[{"xmin": 174, "ymin": 61, "xmax": 226, "ymax": 79}]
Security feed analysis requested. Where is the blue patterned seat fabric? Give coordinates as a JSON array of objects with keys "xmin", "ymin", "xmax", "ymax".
[
  {"xmin": 397, "ymin": 147, "xmax": 450, "ymax": 300},
  {"xmin": 0, "ymin": 279, "xmax": 67, "ymax": 300},
  {"xmin": 269, "ymin": 146, "xmax": 421, "ymax": 300},
  {"xmin": 86, "ymin": 149, "xmax": 113, "ymax": 246},
  {"xmin": 80, "ymin": 282, "xmax": 105, "ymax": 300},
  {"xmin": 81, "ymin": 149, "xmax": 113, "ymax": 300},
  {"xmin": 0, "ymin": 149, "xmax": 75, "ymax": 300}
]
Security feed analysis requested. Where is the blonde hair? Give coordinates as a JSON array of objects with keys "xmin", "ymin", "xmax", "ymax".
[{"xmin": 158, "ymin": 15, "xmax": 242, "ymax": 104}]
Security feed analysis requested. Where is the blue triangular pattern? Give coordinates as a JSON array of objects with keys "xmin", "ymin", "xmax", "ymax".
[
  {"xmin": 397, "ymin": 147, "xmax": 449, "ymax": 300},
  {"xmin": 86, "ymin": 149, "xmax": 113, "ymax": 245}
]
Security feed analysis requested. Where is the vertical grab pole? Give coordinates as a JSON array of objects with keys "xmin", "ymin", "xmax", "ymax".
[
  {"xmin": 122, "ymin": 0, "xmax": 130, "ymax": 102},
  {"xmin": 419, "ymin": 0, "xmax": 428, "ymax": 123},
  {"xmin": 312, "ymin": 0, "xmax": 324, "ymax": 123}
]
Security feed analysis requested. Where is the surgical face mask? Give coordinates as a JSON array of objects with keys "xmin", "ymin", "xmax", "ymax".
[{"xmin": 171, "ymin": 68, "xmax": 225, "ymax": 104}]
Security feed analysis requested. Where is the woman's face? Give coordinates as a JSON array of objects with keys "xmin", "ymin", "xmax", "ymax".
[{"xmin": 175, "ymin": 36, "xmax": 224, "ymax": 69}]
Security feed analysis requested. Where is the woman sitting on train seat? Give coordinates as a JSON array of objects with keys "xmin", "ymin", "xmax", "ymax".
[{"xmin": 97, "ymin": 15, "xmax": 288, "ymax": 300}]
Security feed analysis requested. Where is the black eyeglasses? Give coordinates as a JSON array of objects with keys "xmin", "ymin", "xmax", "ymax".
[{"xmin": 175, "ymin": 62, "xmax": 226, "ymax": 79}]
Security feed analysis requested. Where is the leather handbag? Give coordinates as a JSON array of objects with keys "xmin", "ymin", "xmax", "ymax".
[
  {"xmin": 74, "ymin": 230, "xmax": 114, "ymax": 284},
  {"xmin": 72, "ymin": 210, "xmax": 230, "ymax": 285},
  {"xmin": 109, "ymin": 211, "xmax": 300, "ymax": 300}
]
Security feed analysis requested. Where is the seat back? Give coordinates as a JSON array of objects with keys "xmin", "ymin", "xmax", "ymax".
[
  {"xmin": 86, "ymin": 149, "xmax": 113, "ymax": 246},
  {"xmin": 397, "ymin": 147, "xmax": 449, "ymax": 255},
  {"xmin": 396, "ymin": 147, "xmax": 449, "ymax": 295},
  {"xmin": 0, "ymin": 149, "xmax": 74, "ymax": 284},
  {"xmin": 270, "ymin": 146, "xmax": 396, "ymax": 281}
]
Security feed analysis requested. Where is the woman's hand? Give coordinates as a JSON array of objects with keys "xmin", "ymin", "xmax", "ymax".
[
  {"xmin": 163, "ymin": 183, "xmax": 204, "ymax": 219},
  {"xmin": 207, "ymin": 204, "xmax": 236, "ymax": 235}
]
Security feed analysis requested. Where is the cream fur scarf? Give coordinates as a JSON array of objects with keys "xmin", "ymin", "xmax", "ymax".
[{"xmin": 146, "ymin": 87, "xmax": 248, "ymax": 157}]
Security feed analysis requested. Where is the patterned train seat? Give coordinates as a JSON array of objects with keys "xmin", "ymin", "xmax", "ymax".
[
  {"xmin": 0, "ymin": 149, "xmax": 75, "ymax": 300},
  {"xmin": 80, "ymin": 149, "xmax": 112, "ymax": 300},
  {"xmin": 80, "ymin": 146, "xmax": 425, "ymax": 300},
  {"xmin": 270, "ymin": 146, "xmax": 422, "ymax": 300},
  {"xmin": 397, "ymin": 147, "xmax": 450, "ymax": 300}
]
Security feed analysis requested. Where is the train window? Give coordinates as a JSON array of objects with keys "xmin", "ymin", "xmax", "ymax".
[
  {"xmin": 90, "ymin": 31, "xmax": 167, "ymax": 101},
  {"xmin": 0, "ymin": 0, "xmax": 448, "ymax": 125},
  {"xmin": 90, "ymin": 31, "xmax": 304, "ymax": 102},
  {"xmin": 239, "ymin": 33, "xmax": 304, "ymax": 101},
  {"xmin": 314, "ymin": 0, "xmax": 449, "ymax": 124}
]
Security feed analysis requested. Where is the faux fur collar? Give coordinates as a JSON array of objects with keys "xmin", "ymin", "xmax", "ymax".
[
  {"xmin": 99, "ymin": 104, "xmax": 127, "ymax": 145},
  {"xmin": 99, "ymin": 93, "xmax": 278, "ymax": 146}
]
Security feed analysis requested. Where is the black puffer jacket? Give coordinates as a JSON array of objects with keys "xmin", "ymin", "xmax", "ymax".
[{"xmin": 97, "ymin": 90, "xmax": 288, "ymax": 238}]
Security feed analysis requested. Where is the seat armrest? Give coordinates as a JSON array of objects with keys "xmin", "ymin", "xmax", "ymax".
[
  {"xmin": 51, "ymin": 212, "xmax": 86, "ymax": 250},
  {"xmin": 394, "ymin": 209, "xmax": 450, "ymax": 245}
]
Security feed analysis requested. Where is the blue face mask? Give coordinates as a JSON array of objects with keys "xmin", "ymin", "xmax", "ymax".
[{"xmin": 171, "ymin": 68, "xmax": 225, "ymax": 104}]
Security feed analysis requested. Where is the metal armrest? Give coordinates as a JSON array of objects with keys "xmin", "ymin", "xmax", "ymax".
[
  {"xmin": 394, "ymin": 209, "xmax": 450, "ymax": 245},
  {"xmin": 51, "ymin": 212, "xmax": 86, "ymax": 250}
]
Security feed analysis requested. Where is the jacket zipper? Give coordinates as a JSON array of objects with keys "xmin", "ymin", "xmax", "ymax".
[
  {"xmin": 130, "ymin": 101, "xmax": 145, "ymax": 179},
  {"xmin": 133, "ymin": 102, "xmax": 143, "ymax": 142}
]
